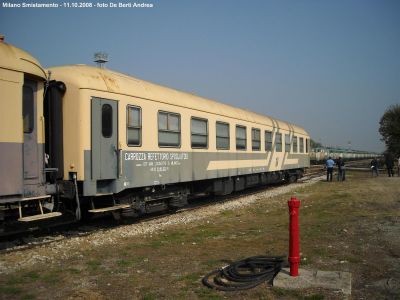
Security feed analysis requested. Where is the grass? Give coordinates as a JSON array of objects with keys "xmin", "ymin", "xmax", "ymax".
[
  {"xmin": 1, "ymin": 171, "xmax": 399, "ymax": 299},
  {"xmin": 204, "ymin": 259, "xmax": 223, "ymax": 267},
  {"xmin": 0, "ymin": 286, "xmax": 22, "ymax": 296},
  {"xmin": 146, "ymin": 239, "xmax": 163, "ymax": 249},
  {"xmin": 40, "ymin": 270, "xmax": 63, "ymax": 285},
  {"xmin": 22, "ymin": 272, "xmax": 40, "ymax": 281},
  {"xmin": 114, "ymin": 255, "xmax": 145, "ymax": 270},
  {"xmin": 142, "ymin": 292, "xmax": 159, "ymax": 300},
  {"xmin": 162, "ymin": 231, "xmax": 188, "ymax": 242},
  {"xmin": 220, "ymin": 209, "xmax": 236, "ymax": 217},
  {"xmin": 192, "ymin": 227, "xmax": 222, "ymax": 241},
  {"xmin": 66, "ymin": 267, "xmax": 81, "ymax": 274},
  {"xmin": 20, "ymin": 294, "xmax": 36, "ymax": 300},
  {"xmin": 86, "ymin": 259, "xmax": 102, "ymax": 271},
  {"xmin": 194, "ymin": 288, "xmax": 224, "ymax": 300},
  {"xmin": 304, "ymin": 295, "xmax": 325, "ymax": 300},
  {"xmin": 21, "ymin": 294, "xmax": 36, "ymax": 300}
]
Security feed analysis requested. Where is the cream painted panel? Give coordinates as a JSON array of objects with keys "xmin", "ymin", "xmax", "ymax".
[
  {"xmin": 36, "ymin": 81, "xmax": 45, "ymax": 144},
  {"xmin": 0, "ymin": 69, "xmax": 23, "ymax": 143}
]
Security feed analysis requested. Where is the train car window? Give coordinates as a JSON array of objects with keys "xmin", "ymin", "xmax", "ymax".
[
  {"xmin": 158, "ymin": 112, "xmax": 168, "ymax": 130},
  {"xmin": 285, "ymin": 134, "xmax": 290, "ymax": 152},
  {"xmin": 158, "ymin": 111, "xmax": 181, "ymax": 147},
  {"xmin": 127, "ymin": 106, "xmax": 141, "ymax": 146},
  {"xmin": 23, "ymin": 85, "xmax": 34, "ymax": 133},
  {"xmin": 252, "ymin": 128, "xmax": 261, "ymax": 151},
  {"xmin": 299, "ymin": 137, "xmax": 304, "ymax": 153},
  {"xmin": 236, "ymin": 125, "xmax": 247, "ymax": 150},
  {"xmin": 275, "ymin": 133, "xmax": 282, "ymax": 152},
  {"xmin": 293, "ymin": 136, "xmax": 298, "ymax": 153},
  {"xmin": 191, "ymin": 117, "xmax": 208, "ymax": 148},
  {"xmin": 169, "ymin": 115, "xmax": 180, "ymax": 131},
  {"xmin": 216, "ymin": 122, "xmax": 230, "ymax": 150},
  {"xmin": 102, "ymin": 104, "xmax": 113, "ymax": 138},
  {"xmin": 306, "ymin": 138, "xmax": 309, "ymax": 153},
  {"xmin": 265, "ymin": 131, "xmax": 273, "ymax": 151}
]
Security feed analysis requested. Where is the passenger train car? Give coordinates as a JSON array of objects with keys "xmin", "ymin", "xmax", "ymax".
[{"xmin": 0, "ymin": 40, "xmax": 310, "ymax": 231}]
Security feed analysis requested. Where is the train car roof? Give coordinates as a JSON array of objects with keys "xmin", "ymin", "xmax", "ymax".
[
  {"xmin": 48, "ymin": 64, "xmax": 309, "ymax": 135},
  {"xmin": 0, "ymin": 41, "xmax": 46, "ymax": 78}
]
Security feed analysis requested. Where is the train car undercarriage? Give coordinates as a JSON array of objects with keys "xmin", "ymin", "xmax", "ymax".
[{"xmin": 0, "ymin": 168, "xmax": 303, "ymax": 235}]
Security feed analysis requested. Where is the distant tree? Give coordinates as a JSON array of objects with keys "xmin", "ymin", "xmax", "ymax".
[
  {"xmin": 310, "ymin": 139, "xmax": 322, "ymax": 149},
  {"xmin": 379, "ymin": 104, "xmax": 400, "ymax": 156}
]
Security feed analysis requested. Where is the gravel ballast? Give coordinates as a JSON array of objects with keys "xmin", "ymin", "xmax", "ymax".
[{"xmin": 0, "ymin": 176, "xmax": 323, "ymax": 274}]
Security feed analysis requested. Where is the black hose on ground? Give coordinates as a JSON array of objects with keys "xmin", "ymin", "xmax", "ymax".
[{"xmin": 202, "ymin": 256, "xmax": 285, "ymax": 291}]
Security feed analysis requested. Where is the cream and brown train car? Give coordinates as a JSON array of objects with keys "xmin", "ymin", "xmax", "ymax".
[
  {"xmin": 0, "ymin": 40, "xmax": 310, "ymax": 229},
  {"xmin": 0, "ymin": 39, "xmax": 63, "ymax": 225},
  {"xmin": 47, "ymin": 64, "xmax": 310, "ymax": 216}
]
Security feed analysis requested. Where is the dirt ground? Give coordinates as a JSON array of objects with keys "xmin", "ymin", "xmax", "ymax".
[{"xmin": 0, "ymin": 171, "xmax": 399, "ymax": 300}]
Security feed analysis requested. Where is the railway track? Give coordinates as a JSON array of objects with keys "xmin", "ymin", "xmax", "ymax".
[
  {"xmin": 0, "ymin": 173, "xmax": 325, "ymax": 254},
  {"xmin": 3, "ymin": 160, "xmax": 373, "ymax": 252}
]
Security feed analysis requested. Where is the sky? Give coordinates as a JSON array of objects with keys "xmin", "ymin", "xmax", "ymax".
[{"xmin": 1, "ymin": 0, "xmax": 399, "ymax": 152}]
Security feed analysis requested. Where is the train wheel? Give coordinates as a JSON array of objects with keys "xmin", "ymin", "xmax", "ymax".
[
  {"xmin": 286, "ymin": 174, "xmax": 297, "ymax": 183},
  {"xmin": 111, "ymin": 211, "xmax": 121, "ymax": 221}
]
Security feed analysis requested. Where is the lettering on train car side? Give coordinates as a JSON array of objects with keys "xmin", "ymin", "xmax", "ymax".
[
  {"xmin": 124, "ymin": 152, "xmax": 146, "ymax": 161},
  {"xmin": 124, "ymin": 152, "xmax": 189, "ymax": 172}
]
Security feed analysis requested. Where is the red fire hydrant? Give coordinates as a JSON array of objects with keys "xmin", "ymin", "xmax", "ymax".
[{"xmin": 288, "ymin": 196, "xmax": 301, "ymax": 276}]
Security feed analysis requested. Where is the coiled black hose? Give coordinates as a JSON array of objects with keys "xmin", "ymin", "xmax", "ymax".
[{"xmin": 202, "ymin": 256, "xmax": 285, "ymax": 291}]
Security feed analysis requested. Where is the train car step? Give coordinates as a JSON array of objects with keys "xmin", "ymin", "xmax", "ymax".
[
  {"xmin": 88, "ymin": 204, "xmax": 131, "ymax": 213},
  {"xmin": 18, "ymin": 212, "xmax": 62, "ymax": 222}
]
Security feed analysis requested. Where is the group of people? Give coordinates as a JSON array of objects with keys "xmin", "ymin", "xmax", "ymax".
[
  {"xmin": 325, "ymin": 156, "xmax": 346, "ymax": 182},
  {"xmin": 325, "ymin": 154, "xmax": 400, "ymax": 182},
  {"xmin": 370, "ymin": 154, "xmax": 400, "ymax": 177}
]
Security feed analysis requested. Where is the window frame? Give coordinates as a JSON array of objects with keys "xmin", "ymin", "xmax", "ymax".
[
  {"xmin": 252, "ymin": 128, "xmax": 261, "ymax": 151},
  {"xmin": 275, "ymin": 133, "xmax": 282, "ymax": 152},
  {"xmin": 285, "ymin": 134, "xmax": 291, "ymax": 153},
  {"xmin": 293, "ymin": 135, "xmax": 298, "ymax": 153},
  {"xmin": 23, "ymin": 84, "xmax": 35, "ymax": 134},
  {"xmin": 191, "ymin": 116, "xmax": 208, "ymax": 149},
  {"xmin": 158, "ymin": 111, "xmax": 181, "ymax": 148},
  {"xmin": 236, "ymin": 125, "xmax": 247, "ymax": 151},
  {"xmin": 299, "ymin": 137, "xmax": 304, "ymax": 153},
  {"xmin": 101, "ymin": 103, "xmax": 113, "ymax": 138},
  {"xmin": 265, "ymin": 130, "xmax": 273, "ymax": 152},
  {"xmin": 126, "ymin": 105, "xmax": 142, "ymax": 147},
  {"xmin": 216, "ymin": 121, "xmax": 230, "ymax": 150}
]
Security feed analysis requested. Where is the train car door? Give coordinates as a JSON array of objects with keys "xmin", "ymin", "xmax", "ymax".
[
  {"xmin": 23, "ymin": 80, "xmax": 40, "ymax": 191},
  {"xmin": 91, "ymin": 98, "xmax": 118, "ymax": 180}
]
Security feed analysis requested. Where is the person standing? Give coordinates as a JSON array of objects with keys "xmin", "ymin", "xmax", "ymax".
[
  {"xmin": 370, "ymin": 158, "xmax": 379, "ymax": 177},
  {"xmin": 340, "ymin": 158, "xmax": 346, "ymax": 181},
  {"xmin": 397, "ymin": 157, "xmax": 400, "ymax": 177},
  {"xmin": 326, "ymin": 156, "xmax": 335, "ymax": 182},
  {"xmin": 385, "ymin": 153, "xmax": 394, "ymax": 177},
  {"xmin": 336, "ymin": 157, "xmax": 344, "ymax": 181}
]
